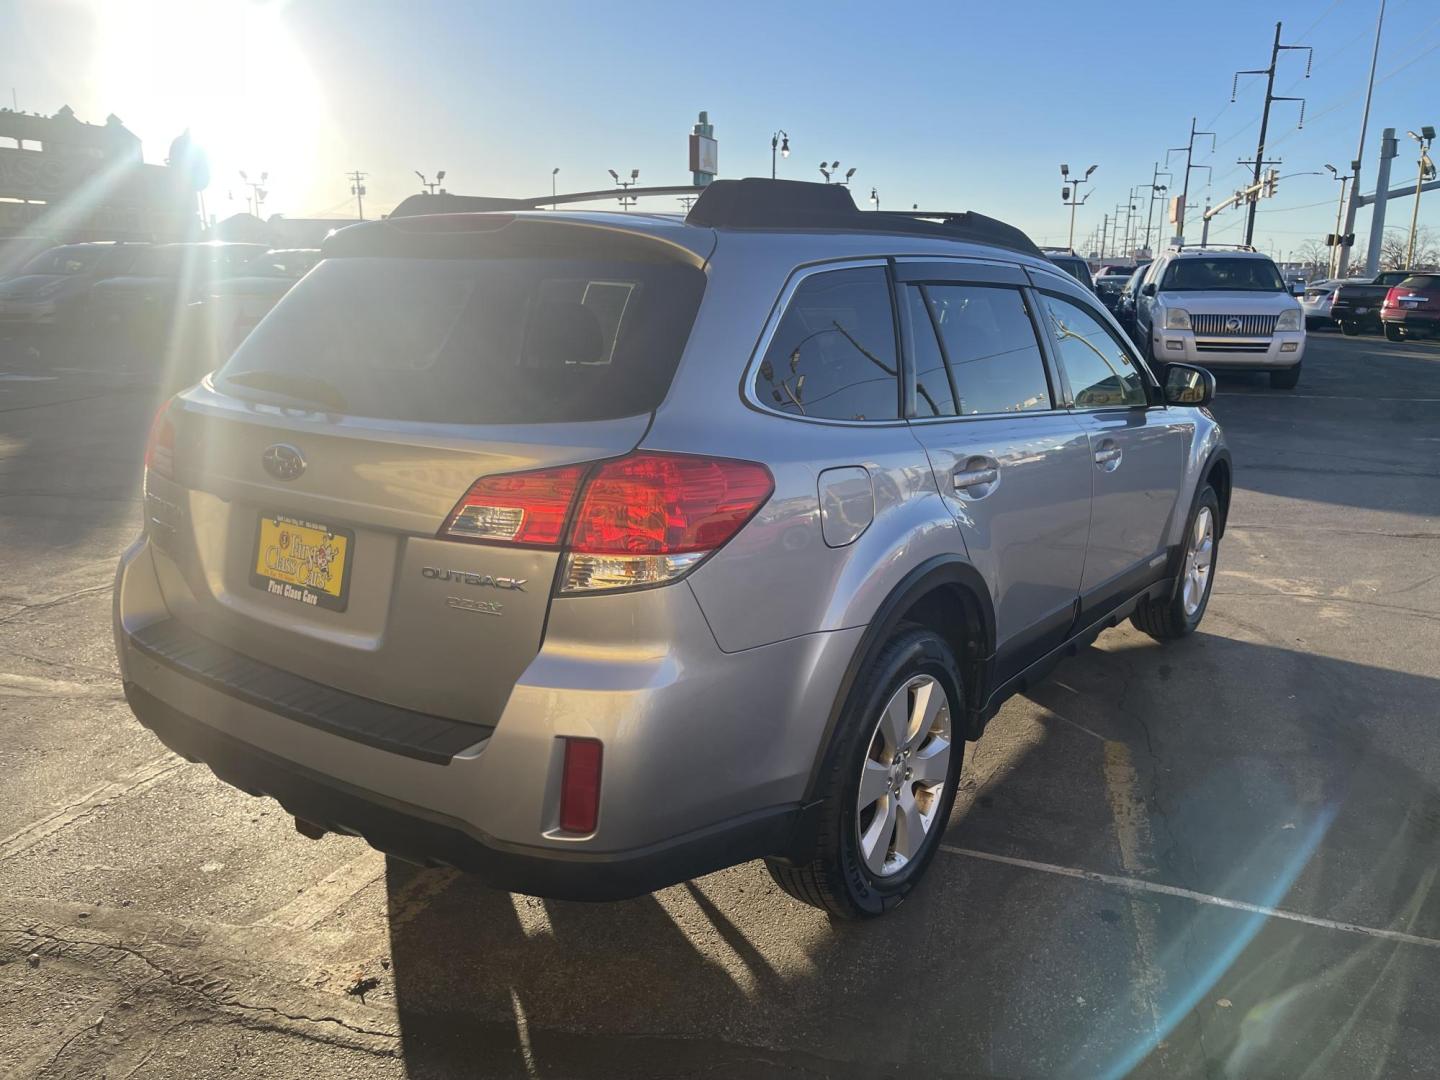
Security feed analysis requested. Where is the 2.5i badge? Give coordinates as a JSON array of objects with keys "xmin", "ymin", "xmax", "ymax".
[{"xmin": 250, "ymin": 514, "xmax": 354, "ymax": 612}]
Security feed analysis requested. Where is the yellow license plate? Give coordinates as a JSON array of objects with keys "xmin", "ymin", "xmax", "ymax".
[{"xmin": 250, "ymin": 514, "xmax": 353, "ymax": 611}]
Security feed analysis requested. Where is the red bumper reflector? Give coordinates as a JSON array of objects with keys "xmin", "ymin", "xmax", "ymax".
[{"xmin": 558, "ymin": 737, "xmax": 603, "ymax": 834}]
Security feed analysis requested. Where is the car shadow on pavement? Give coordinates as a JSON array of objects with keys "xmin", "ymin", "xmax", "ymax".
[{"xmin": 381, "ymin": 629, "xmax": 1440, "ymax": 1080}]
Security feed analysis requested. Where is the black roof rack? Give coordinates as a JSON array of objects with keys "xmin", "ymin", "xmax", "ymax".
[
  {"xmin": 385, "ymin": 178, "xmax": 1041, "ymax": 259},
  {"xmin": 683, "ymin": 178, "xmax": 1041, "ymax": 257}
]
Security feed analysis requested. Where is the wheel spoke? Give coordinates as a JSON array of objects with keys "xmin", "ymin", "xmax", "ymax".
[
  {"xmin": 858, "ymin": 758, "xmax": 891, "ymax": 811},
  {"xmin": 908, "ymin": 679, "xmax": 945, "ymax": 751},
  {"xmin": 881, "ymin": 691, "xmax": 911, "ymax": 755},
  {"xmin": 859, "ymin": 795, "xmax": 897, "ymax": 874},
  {"xmin": 1194, "ymin": 535, "xmax": 1214, "ymax": 570},
  {"xmin": 894, "ymin": 794, "xmax": 928, "ymax": 861},
  {"xmin": 910, "ymin": 736, "xmax": 951, "ymax": 784}
]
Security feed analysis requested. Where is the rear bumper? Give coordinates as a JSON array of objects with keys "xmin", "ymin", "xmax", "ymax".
[
  {"xmin": 1382, "ymin": 310, "xmax": 1438, "ymax": 331},
  {"xmin": 123, "ymin": 681, "xmax": 805, "ymax": 900},
  {"xmin": 115, "ymin": 535, "xmax": 855, "ymax": 899},
  {"xmin": 1152, "ymin": 328, "xmax": 1304, "ymax": 369}
]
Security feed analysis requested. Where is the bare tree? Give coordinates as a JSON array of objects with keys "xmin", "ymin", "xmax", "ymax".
[
  {"xmin": 1376, "ymin": 227, "xmax": 1439, "ymax": 271},
  {"xmin": 1294, "ymin": 239, "xmax": 1329, "ymax": 278}
]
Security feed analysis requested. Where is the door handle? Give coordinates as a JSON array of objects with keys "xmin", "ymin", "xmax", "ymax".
[
  {"xmin": 1093, "ymin": 448, "xmax": 1122, "ymax": 464},
  {"xmin": 953, "ymin": 467, "xmax": 999, "ymax": 490}
]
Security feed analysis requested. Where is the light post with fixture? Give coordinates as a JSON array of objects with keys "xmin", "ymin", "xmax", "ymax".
[
  {"xmin": 551, "ymin": 167, "xmax": 559, "ymax": 210},
  {"xmin": 771, "ymin": 130, "xmax": 790, "ymax": 179},
  {"xmin": 1405, "ymin": 126, "xmax": 1436, "ymax": 269},
  {"xmin": 414, "ymin": 170, "xmax": 446, "ymax": 195},
  {"xmin": 818, "ymin": 160, "xmax": 840, "ymax": 183},
  {"xmin": 1324, "ymin": 164, "xmax": 1352, "ymax": 278},
  {"xmin": 1060, "ymin": 163, "xmax": 1096, "ymax": 251},
  {"xmin": 869, "ymin": 187, "xmax": 879, "ymax": 210},
  {"xmin": 609, "ymin": 168, "xmax": 640, "ymax": 210}
]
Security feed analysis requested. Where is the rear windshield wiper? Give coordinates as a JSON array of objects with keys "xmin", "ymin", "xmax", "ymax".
[{"xmin": 222, "ymin": 370, "xmax": 348, "ymax": 412}]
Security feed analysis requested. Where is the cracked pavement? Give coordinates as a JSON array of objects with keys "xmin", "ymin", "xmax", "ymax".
[{"xmin": 2, "ymin": 332, "xmax": 1438, "ymax": 1078}]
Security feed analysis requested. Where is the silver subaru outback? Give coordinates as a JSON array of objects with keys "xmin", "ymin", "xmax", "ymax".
[{"xmin": 114, "ymin": 179, "xmax": 1231, "ymax": 918}]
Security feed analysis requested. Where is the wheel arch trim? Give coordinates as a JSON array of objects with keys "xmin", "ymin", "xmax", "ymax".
[{"xmin": 801, "ymin": 555, "xmax": 995, "ymax": 803}]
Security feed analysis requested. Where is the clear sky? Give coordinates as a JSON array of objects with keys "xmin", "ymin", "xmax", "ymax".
[{"xmin": 4, "ymin": 0, "xmax": 1437, "ymax": 262}]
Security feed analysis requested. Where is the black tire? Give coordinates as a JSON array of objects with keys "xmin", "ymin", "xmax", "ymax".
[
  {"xmin": 1340, "ymin": 320, "xmax": 1360, "ymax": 337},
  {"xmin": 1384, "ymin": 323, "xmax": 1404, "ymax": 342},
  {"xmin": 765, "ymin": 628, "xmax": 964, "ymax": 919},
  {"xmin": 1131, "ymin": 485, "xmax": 1220, "ymax": 641},
  {"xmin": 1270, "ymin": 364, "xmax": 1301, "ymax": 389}
]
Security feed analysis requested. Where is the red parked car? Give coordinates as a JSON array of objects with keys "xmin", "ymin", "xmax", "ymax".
[{"xmin": 1381, "ymin": 273, "xmax": 1440, "ymax": 341}]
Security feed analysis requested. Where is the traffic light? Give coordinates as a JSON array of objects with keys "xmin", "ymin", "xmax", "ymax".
[
  {"xmin": 1262, "ymin": 168, "xmax": 1280, "ymax": 198},
  {"xmin": 1062, "ymin": 186, "xmax": 1071, "ymax": 201}
]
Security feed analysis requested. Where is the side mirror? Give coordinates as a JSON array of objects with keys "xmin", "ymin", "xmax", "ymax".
[
  {"xmin": 1141, "ymin": 283, "xmax": 1157, "ymax": 297},
  {"xmin": 1164, "ymin": 363, "xmax": 1215, "ymax": 407}
]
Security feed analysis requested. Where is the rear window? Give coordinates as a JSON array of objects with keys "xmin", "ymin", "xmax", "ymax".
[
  {"xmin": 1397, "ymin": 275, "xmax": 1440, "ymax": 290},
  {"xmin": 1048, "ymin": 256, "xmax": 1093, "ymax": 288},
  {"xmin": 216, "ymin": 255, "xmax": 706, "ymax": 424},
  {"xmin": 1162, "ymin": 257, "xmax": 1284, "ymax": 292}
]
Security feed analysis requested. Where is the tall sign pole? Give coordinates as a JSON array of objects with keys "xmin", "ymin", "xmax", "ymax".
[{"xmin": 1338, "ymin": 0, "xmax": 1386, "ymax": 277}]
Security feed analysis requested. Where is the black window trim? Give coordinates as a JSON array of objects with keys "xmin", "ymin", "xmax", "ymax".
[
  {"xmin": 741, "ymin": 257, "xmax": 909, "ymax": 427},
  {"xmin": 1034, "ymin": 286, "xmax": 1160, "ymax": 412}
]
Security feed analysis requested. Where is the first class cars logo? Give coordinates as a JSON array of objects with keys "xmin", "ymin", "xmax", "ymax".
[
  {"xmin": 1225, "ymin": 316, "xmax": 1242, "ymax": 332},
  {"xmin": 261, "ymin": 444, "xmax": 305, "ymax": 481}
]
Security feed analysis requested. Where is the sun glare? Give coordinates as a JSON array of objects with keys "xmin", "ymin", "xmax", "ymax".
[{"xmin": 93, "ymin": 0, "xmax": 325, "ymax": 218}]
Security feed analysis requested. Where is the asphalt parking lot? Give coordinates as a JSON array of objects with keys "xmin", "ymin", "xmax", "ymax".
[{"xmin": 1, "ymin": 329, "xmax": 1438, "ymax": 1079}]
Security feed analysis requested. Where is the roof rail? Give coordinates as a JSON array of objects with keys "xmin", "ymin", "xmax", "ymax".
[
  {"xmin": 1167, "ymin": 242, "xmax": 1259, "ymax": 253},
  {"xmin": 684, "ymin": 179, "xmax": 1041, "ymax": 256}
]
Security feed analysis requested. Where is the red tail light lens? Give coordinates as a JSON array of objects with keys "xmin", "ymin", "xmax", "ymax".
[
  {"xmin": 440, "ymin": 465, "xmax": 584, "ymax": 547},
  {"xmin": 569, "ymin": 453, "xmax": 774, "ymax": 555},
  {"xmin": 440, "ymin": 452, "xmax": 773, "ymax": 592},
  {"xmin": 144, "ymin": 401, "xmax": 176, "ymax": 481},
  {"xmin": 558, "ymin": 737, "xmax": 603, "ymax": 834}
]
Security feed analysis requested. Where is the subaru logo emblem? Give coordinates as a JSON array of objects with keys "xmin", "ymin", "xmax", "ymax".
[
  {"xmin": 262, "ymin": 444, "xmax": 305, "ymax": 481},
  {"xmin": 1225, "ymin": 316, "xmax": 1242, "ymax": 332}
]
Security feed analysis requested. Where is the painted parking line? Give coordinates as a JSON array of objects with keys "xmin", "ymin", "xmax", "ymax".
[{"xmin": 940, "ymin": 845, "xmax": 1440, "ymax": 950}]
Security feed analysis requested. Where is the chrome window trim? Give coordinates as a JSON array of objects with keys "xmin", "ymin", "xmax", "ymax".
[{"xmin": 740, "ymin": 257, "xmax": 912, "ymax": 428}]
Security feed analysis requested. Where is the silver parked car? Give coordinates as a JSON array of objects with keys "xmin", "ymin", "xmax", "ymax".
[{"xmin": 115, "ymin": 179, "xmax": 1231, "ymax": 918}]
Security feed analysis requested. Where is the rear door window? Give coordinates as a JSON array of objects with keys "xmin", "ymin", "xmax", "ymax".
[
  {"xmin": 904, "ymin": 284, "xmax": 1053, "ymax": 416},
  {"xmin": 754, "ymin": 266, "xmax": 899, "ymax": 421},
  {"xmin": 217, "ymin": 255, "xmax": 706, "ymax": 424}
]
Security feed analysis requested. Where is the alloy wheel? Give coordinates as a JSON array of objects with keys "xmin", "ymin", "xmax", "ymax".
[
  {"xmin": 855, "ymin": 674, "xmax": 953, "ymax": 878},
  {"xmin": 1182, "ymin": 506, "xmax": 1215, "ymax": 617}
]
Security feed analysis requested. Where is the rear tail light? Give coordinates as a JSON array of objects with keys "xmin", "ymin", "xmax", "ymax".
[
  {"xmin": 441, "ymin": 465, "xmax": 584, "ymax": 546},
  {"xmin": 438, "ymin": 451, "xmax": 773, "ymax": 593},
  {"xmin": 558, "ymin": 737, "xmax": 603, "ymax": 834},
  {"xmin": 143, "ymin": 401, "xmax": 176, "ymax": 484}
]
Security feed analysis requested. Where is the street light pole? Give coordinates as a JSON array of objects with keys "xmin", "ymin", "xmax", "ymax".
[
  {"xmin": 1060, "ymin": 164, "xmax": 1096, "ymax": 250},
  {"xmin": 771, "ymin": 130, "xmax": 790, "ymax": 179},
  {"xmin": 1405, "ymin": 128, "xmax": 1436, "ymax": 269},
  {"xmin": 1324, "ymin": 164, "xmax": 1351, "ymax": 279}
]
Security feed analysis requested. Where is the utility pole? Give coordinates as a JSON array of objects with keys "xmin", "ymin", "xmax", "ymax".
[
  {"xmin": 1167, "ymin": 118, "xmax": 1215, "ymax": 245},
  {"xmin": 1339, "ymin": 0, "xmax": 1387, "ymax": 277},
  {"xmin": 1060, "ymin": 164, "xmax": 1096, "ymax": 250},
  {"xmin": 1100, "ymin": 213, "xmax": 1110, "ymax": 260},
  {"xmin": 1233, "ymin": 21, "xmax": 1311, "ymax": 246},
  {"xmin": 347, "ymin": 170, "xmax": 368, "ymax": 220}
]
